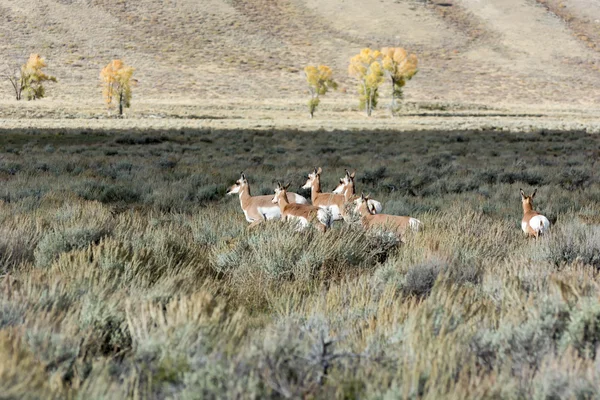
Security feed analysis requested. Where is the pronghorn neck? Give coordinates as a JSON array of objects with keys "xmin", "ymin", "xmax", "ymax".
[
  {"xmin": 522, "ymin": 201, "xmax": 534, "ymax": 215},
  {"xmin": 343, "ymin": 184, "xmax": 355, "ymax": 201},
  {"xmin": 277, "ymin": 192, "xmax": 290, "ymax": 213},
  {"xmin": 358, "ymin": 202, "xmax": 372, "ymax": 217},
  {"xmin": 311, "ymin": 176, "xmax": 322, "ymax": 203},
  {"xmin": 238, "ymin": 185, "xmax": 252, "ymax": 210}
]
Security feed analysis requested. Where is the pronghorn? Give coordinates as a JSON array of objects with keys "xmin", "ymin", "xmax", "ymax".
[
  {"xmin": 302, "ymin": 167, "xmax": 347, "ymax": 221},
  {"xmin": 332, "ymin": 169, "xmax": 383, "ymax": 214},
  {"xmin": 520, "ymin": 188, "xmax": 550, "ymax": 238},
  {"xmin": 354, "ymin": 193, "xmax": 421, "ymax": 239},
  {"xmin": 272, "ymin": 182, "xmax": 332, "ymax": 232},
  {"xmin": 227, "ymin": 173, "xmax": 308, "ymax": 228}
]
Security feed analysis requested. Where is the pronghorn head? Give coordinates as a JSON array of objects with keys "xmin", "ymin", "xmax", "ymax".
[
  {"xmin": 333, "ymin": 169, "xmax": 356, "ymax": 194},
  {"xmin": 302, "ymin": 167, "xmax": 322, "ymax": 189},
  {"xmin": 354, "ymin": 193, "xmax": 375, "ymax": 215},
  {"xmin": 227, "ymin": 172, "xmax": 248, "ymax": 195},
  {"xmin": 272, "ymin": 182, "xmax": 291, "ymax": 204},
  {"xmin": 520, "ymin": 188, "xmax": 537, "ymax": 209}
]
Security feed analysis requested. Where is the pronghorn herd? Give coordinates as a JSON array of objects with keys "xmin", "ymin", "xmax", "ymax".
[
  {"xmin": 227, "ymin": 169, "xmax": 551, "ymax": 239},
  {"xmin": 227, "ymin": 168, "xmax": 423, "ymax": 239}
]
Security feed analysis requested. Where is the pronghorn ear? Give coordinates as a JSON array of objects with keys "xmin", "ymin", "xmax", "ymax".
[
  {"xmin": 317, "ymin": 167, "xmax": 322, "ymax": 175},
  {"xmin": 240, "ymin": 171, "xmax": 246, "ymax": 181},
  {"xmin": 532, "ymin": 189, "xmax": 537, "ymax": 198},
  {"xmin": 345, "ymin": 168, "xmax": 351, "ymax": 177},
  {"xmin": 284, "ymin": 182, "xmax": 291, "ymax": 190},
  {"xmin": 339, "ymin": 178, "xmax": 344, "ymax": 184},
  {"xmin": 350, "ymin": 171, "xmax": 356, "ymax": 179},
  {"xmin": 276, "ymin": 181, "xmax": 282, "ymax": 189},
  {"xmin": 361, "ymin": 192, "xmax": 366, "ymax": 200},
  {"xmin": 520, "ymin": 189, "xmax": 526, "ymax": 200}
]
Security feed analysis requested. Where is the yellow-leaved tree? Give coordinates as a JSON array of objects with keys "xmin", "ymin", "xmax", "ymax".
[
  {"xmin": 100, "ymin": 60, "xmax": 136, "ymax": 116},
  {"xmin": 348, "ymin": 48, "xmax": 384, "ymax": 117},
  {"xmin": 381, "ymin": 47, "xmax": 418, "ymax": 114},
  {"xmin": 304, "ymin": 65, "xmax": 337, "ymax": 118},
  {"xmin": 3, "ymin": 54, "xmax": 57, "ymax": 101}
]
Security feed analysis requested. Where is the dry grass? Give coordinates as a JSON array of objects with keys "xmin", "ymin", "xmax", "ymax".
[
  {"xmin": 0, "ymin": 128, "xmax": 598, "ymax": 398},
  {"xmin": 2, "ymin": 0, "xmax": 600, "ymax": 112}
]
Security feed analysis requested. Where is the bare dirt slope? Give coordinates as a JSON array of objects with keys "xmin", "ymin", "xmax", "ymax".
[{"xmin": 0, "ymin": 0, "xmax": 599, "ymax": 121}]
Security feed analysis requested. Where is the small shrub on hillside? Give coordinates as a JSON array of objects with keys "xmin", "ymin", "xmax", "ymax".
[
  {"xmin": 79, "ymin": 296, "xmax": 132, "ymax": 356},
  {"xmin": 499, "ymin": 170, "xmax": 545, "ymax": 186},
  {"xmin": 360, "ymin": 166, "xmax": 387, "ymax": 187},
  {"xmin": 402, "ymin": 258, "xmax": 445, "ymax": 298},
  {"xmin": 540, "ymin": 223, "xmax": 600, "ymax": 268},
  {"xmin": 470, "ymin": 300, "xmax": 569, "ymax": 374},
  {"xmin": 559, "ymin": 299, "xmax": 600, "ymax": 358},
  {"xmin": 211, "ymin": 224, "xmax": 398, "ymax": 284},
  {"xmin": 0, "ymin": 221, "xmax": 40, "ymax": 272},
  {"xmin": 115, "ymin": 135, "xmax": 168, "ymax": 145},
  {"xmin": 75, "ymin": 180, "xmax": 141, "ymax": 204},
  {"xmin": 34, "ymin": 226, "xmax": 108, "ymax": 268},
  {"xmin": 559, "ymin": 168, "xmax": 592, "ymax": 190}
]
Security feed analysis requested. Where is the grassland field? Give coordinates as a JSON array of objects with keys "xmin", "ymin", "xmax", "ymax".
[{"xmin": 0, "ymin": 127, "xmax": 599, "ymax": 398}]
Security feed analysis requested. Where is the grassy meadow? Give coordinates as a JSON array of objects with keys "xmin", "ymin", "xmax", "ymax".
[{"xmin": 0, "ymin": 127, "xmax": 599, "ymax": 399}]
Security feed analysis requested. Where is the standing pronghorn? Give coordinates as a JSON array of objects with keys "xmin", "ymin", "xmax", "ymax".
[
  {"xmin": 520, "ymin": 188, "xmax": 550, "ymax": 238},
  {"xmin": 227, "ymin": 173, "xmax": 308, "ymax": 228},
  {"xmin": 332, "ymin": 169, "xmax": 383, "ymax": 214},
  {"xmin": 272, "ymin": 182, "xmax": 332, "ymax": 232},
  {"xmin": 302, "ymin": 167, "xmax": 347, "ymax": 221},
  {"xmin": 354, "ymin": 193, "xmax": 421, "ymax": 239}
]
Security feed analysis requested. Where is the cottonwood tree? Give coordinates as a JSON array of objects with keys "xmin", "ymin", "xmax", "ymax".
[
  {"xmin": 381, "ymin": 47, "xmax": 418, "ymax": 115},
  {"xmin": 3, "ymin": 54, "xmax": 57, "ymax": 101},
  {"xmin": 100, "ymin": 60, "xmax": 136, "ymax": 116},
  {"xmin": 348, "ymin": 48, "xmax": 384, "ymax": 117},
  {"xmin": 304, "ymin": 65, "xmax": 337, "ymax": 118}
]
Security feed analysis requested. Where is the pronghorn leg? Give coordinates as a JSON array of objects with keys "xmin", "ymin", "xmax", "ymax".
[
  {"xmin": 248, "ymin": 220, "xmax": 262, "ymax": 230},
  {"xmin": 318, "ymin": 223, "xmax": 327, "ymax": 233}
]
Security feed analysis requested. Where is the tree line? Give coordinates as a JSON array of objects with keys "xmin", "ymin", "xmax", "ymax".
[
  {"xmin": 306, "ymin": 47, "xmax": 418, "ymax": 117},
  {"xmin": 3, "ymin": 55, "xmax": 136, "ymax": 116},
  {"xmin": 3, "ymin": 47, "xmax": 417, "ymax": 118}
]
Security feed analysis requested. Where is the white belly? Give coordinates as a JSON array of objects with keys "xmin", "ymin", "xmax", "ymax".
[
  {"xmin": 288, "ymin": 215, "xmax": 309, "ymax": 230},
  {"xmin": 257, "ymin": 206, "xmax": 281, "ymax": 221},
  {"xmin": 321, "ymin": 205, "xmax": 342, "ymax": 221}
]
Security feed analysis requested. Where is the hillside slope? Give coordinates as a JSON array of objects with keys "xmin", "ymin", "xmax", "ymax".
[{"xmin": 1, "ymin": 0, "xmax": 599, "ymax": 109}]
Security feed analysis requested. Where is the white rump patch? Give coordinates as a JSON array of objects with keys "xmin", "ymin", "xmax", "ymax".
[
  {"xmin": 529, "ymin": 215, "xmax": 550, "ymax": 234},
  {"xmin": 292, "ymin": 193, "xmax": 309, "ymax": 204},
  {"xmin": 368, "ymin": 199, "xmax": 383, "ymax": 214},
  {"xmin": 257, "ymin": 206, "xmax": 281, "ymax": 221}
]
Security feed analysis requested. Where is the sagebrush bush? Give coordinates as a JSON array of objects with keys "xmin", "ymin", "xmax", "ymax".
[{"xmin": 540, "ymin": 222, "xmax": 600, "ymax": 268}]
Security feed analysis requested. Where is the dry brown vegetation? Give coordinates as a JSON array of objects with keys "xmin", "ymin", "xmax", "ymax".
[
  {"xmin": 0, "ymin": 128, "xmax": 599, "ymax": 398},
  {"xmin": 1, "ymin": 0, "xmax": 600, "ymax": 124}
]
